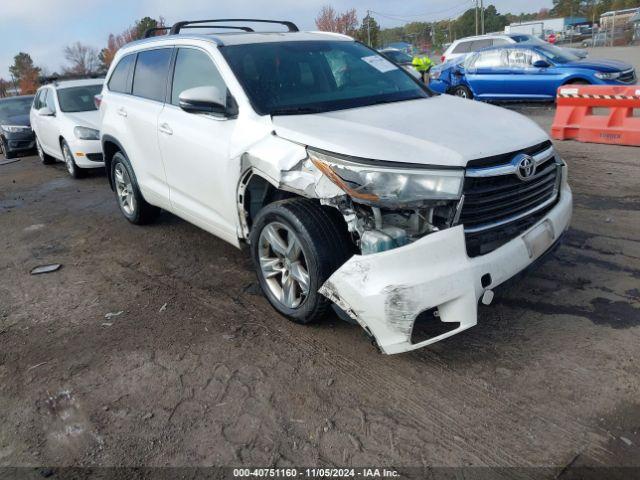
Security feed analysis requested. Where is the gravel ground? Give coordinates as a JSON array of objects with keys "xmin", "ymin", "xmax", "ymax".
[{"xmin": 0, "ymin": 102, "xmax": 639, "ymax": 477}]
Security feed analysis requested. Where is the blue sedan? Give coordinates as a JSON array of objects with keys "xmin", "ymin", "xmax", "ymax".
[{"xmin": 429, "ymin": 44, "xmax": 636, "ymax": 101}]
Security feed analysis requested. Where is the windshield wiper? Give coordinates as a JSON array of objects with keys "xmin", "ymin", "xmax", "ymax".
[{"xmin": 270, "ymin": 106, "xmax": 326, "ymax": 116}]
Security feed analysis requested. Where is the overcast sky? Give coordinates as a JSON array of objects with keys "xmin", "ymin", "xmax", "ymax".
[{"xmin": 0, "ymin": 0, "xmax": 553, "ymax": 79}]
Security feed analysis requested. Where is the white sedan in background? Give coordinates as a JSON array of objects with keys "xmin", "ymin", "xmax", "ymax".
[{"xmin": 30, "ymin": 79, "xmax": 104, "ymax": 178}]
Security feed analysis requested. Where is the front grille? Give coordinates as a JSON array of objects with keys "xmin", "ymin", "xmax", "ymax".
[
  {"xmin": 619, "ymin": 69, "xmax": 636, "ymax": 83},
  {"xmin": 461, "ymin": 143, "xmax": 560, "ymax": 257}
]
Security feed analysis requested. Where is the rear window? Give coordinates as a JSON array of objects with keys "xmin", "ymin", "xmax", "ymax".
[
  {"xmin": 108, "ymin": 54, "xmax": 135, "ymax": 93},
  {"xmin": 132, "ymin": 48, "xmax": 173, "ymax": 102}
]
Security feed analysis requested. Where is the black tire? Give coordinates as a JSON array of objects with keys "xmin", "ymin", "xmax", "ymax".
[
  {"xmin": 452, "ymin": 85, "xmax": 473, "ymax": 99},
  {"xmin": 567, "ymin": 80, "xmax": 590, "ymax": 85},
  {"xmin": 61, "ymin": 140, "xmax": 84, "ymax": 179},
  {"xmin": 111, "ymin": 151, "xmax": 160, "ymax": 225},
  {"xmin": 36, "ymin": 136, "xmax": 55, "ymax": 165},
  {"xmin": 1, "ymin": 138, "xmax": 15, "ymax": 159},
  {"xmin": 250, "ymin": 198, "xmax": 352, "ymax": 324}
]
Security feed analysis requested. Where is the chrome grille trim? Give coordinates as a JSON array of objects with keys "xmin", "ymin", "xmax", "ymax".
[{"xmin": 465, "ymin": 146, "xmax": 555, "ymax": 178}]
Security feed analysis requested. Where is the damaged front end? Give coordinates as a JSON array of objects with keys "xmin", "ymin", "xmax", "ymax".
[{"xmin": 239, "ymin": 141, "xmax": 572, "ymax": 354}]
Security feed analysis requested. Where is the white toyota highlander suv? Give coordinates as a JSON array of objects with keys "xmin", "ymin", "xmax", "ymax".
[{"xmin": 99, "ymin": 19, "xmax": 573, "ymax": 354}]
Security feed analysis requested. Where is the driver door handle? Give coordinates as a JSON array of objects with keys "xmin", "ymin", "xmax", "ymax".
[{"xmin": 159, "ymin": 123, "xmax": 173, "ymax": 135}]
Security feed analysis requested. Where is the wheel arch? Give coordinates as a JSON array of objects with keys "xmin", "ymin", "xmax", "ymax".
[
  {"xmin": 237, "ymin": 168, "xmax": 302, "ymax": 240},
  {"xmin": 101, "ymin": 135, "xmax": 127, "ymax": 190}
]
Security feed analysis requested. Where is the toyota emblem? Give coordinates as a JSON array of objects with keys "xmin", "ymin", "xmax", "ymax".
[{"xmin": 514, "ymin": 154, "xmax": 536, "ymax": 181}]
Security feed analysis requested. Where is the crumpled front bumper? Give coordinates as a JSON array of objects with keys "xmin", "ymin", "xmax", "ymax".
[{"xmin": 320, "ymin": 183, "xmax": 573, "ymax": 354}]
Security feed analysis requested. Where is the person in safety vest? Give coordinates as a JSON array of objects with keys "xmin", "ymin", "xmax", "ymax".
[{"xmin": 412, "ymin": 54, "xmax": 433, "ymax": 83}]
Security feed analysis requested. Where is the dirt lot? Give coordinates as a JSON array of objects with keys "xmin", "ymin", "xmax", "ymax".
[{"xmin": 1, "ymin": 103, "xmax": 639, "ymax": 477}]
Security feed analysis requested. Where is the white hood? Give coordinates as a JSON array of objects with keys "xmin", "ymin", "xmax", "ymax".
[
  {"xmin": 65, "ymin": 110, "xmax": 100, "ymax": 130},
  {"xmin": 272, "ymin": 96, "xmax": 549, "ymax": 168}
]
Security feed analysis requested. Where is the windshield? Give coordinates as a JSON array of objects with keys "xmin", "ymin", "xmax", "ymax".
[
  {"xmin": 0, "ymin": 97, "xmax": 33, "ymax": 123},
  {"xmin": 537, "ymin": 45, "xmax": 580, "ymax": 64},
  {"xmin": 57, "ymin": 85, "xmax": 102, "ymax": 113},
  {"xmin": 221, "ymin": 41, "xmax": 429, "ymax": 116},
  {"xmin": 382, "ymin": 50, "xmax": 413, "ymax": 64}
]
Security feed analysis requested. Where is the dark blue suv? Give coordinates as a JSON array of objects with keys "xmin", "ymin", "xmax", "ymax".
[{"xmin": 430, "ymin": 44, "xmax": 636, "ymax": 101}]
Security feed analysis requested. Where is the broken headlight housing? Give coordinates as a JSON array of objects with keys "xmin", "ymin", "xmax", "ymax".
[
  {"xmin": 308, "ymin": 148, "xmax": 465, "ymax": 254},
  {"xmin": 307, "ymin": 148, "xmax": 463, "ymax": 209}
]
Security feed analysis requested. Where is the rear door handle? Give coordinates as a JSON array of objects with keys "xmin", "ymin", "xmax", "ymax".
[
  {"xmin": 117, "ymin": 107, "xmax": 127, "ymax": 117},
  {"xmin": 159, "ymin": 123, "xmax": 173, "ymax": 135}
]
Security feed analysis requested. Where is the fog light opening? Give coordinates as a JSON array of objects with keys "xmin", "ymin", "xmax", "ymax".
[{"xmin": 411, "ymin": 308, "xmax": 460, "ymax": 345}]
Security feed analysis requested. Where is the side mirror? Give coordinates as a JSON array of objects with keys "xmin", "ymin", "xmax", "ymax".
[
  {"xmin": 533, "ymin": 60, "xmax": 550, "ymax": 68},
  {"xmin": 38, "ymin": 106, "xmax": 55, "ymax": 117},
  {"xmin": 178, "ymin": 86, "xmax": 236, "ymax": 117}
]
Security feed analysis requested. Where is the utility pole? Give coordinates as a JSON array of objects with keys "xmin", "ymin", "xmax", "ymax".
[
  {"xmin": 367, "ymin": 9, "xmax": 371, "ymax": 47},
  {"xmin": 480, "ymin": 0, "xmax": 485, "ymax": 35},
  {"xmin": 475, "ymin": 0, "xmax": 479, "ymax": 35},
  {"xmin": 591, "ymin": 0, "xmax": 596, "ymax": 43},
  {"xmin": 611, "ymin": 10, "xmax": 616, "ymax": 47}
]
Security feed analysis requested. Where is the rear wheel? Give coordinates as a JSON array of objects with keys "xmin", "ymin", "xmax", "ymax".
[
  {"xmin": 36, "ymin": 137, "xmax": 55, "ymax": 165},
  {"xmin": 62, "ymin": 140, "xmax": 84, "ymax": 178},
  {"xmin": 452, "ymin": 85, "xmax": 473, "ymax": 99},
  {"xmin": 250, "ymin": 198, "xmax": 351, "ymax": 324},
  {"xmin": 111, "ymin": 151, "xmax": 160, "ymax": 225}
]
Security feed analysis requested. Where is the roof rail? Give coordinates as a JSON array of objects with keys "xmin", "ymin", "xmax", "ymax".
[
  {"xmin": 144, "ymin": 25, "xmax": 255, "ymax": 38},
  {"xmin": 169, "ymin": 19, "xmax": 299, "ymax": 35}
]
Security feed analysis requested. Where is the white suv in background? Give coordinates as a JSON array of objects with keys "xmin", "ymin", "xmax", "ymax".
[
  {"xmin": 99, "ymin": 19, "xmax": 572, "ymax": 354},
  {"xmin": 31, "ymin": 79, "xmax": 105, "ymax": 178},
  {"xmin": 441, "ymin": 33, "xmax": 587, "ymax": 63}
]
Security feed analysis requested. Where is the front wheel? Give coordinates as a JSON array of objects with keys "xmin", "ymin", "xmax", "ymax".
[
  {"xmin": 250, "ymin": 198, "xmax": 351, "ymax": 324},
  {"xmin": 62, "ymin": 140, "xmax": 84, "ymax": 178},
  {"xmin": 1, "ymin": 138, "xmax": 15, "ymax": 159},
  {"xmin": 452, "ymin": 85, "xmax": 473, "ymax": 99},
  {"xmin": 111, "ymin": 151, "xmax": 160, "ymax": 225}
]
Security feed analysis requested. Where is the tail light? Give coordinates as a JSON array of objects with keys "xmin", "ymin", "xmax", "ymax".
[
  {"xmin": 94, "ymin": 94, "xmax": 103, "ymax": 109},
  {"xmin": 441, "ymin": 55, "xmax": 446, "ymax": 63}
]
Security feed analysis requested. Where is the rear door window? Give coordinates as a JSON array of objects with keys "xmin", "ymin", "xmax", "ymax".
[
  {"xmin": 471, "ymin": 39, "xmax": 492, "ymax": 50},
  {"xmin": 452, "ymin": 41, "xmax": 472, "ymax": 54},
  {"xmin": 108, "ymin": 54, "xmax": 135, "ymax": 93},
  {"xmin": 491, "ymin": 38, "xmax": 511, "ymax": 46},
  {"xmin": 132, "ymin": 48, "xmax": 173, "ymax": 102}
]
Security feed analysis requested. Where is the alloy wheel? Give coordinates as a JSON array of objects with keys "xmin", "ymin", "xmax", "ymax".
[
  {"xmin": 36, "ymin": 139, "xmax": 44, "ymax": 161},
  {"xmin": 114, "ymin": 163, "xmax": 136, "ymax": 216},
  {"xmin": 63, "ymin": 144, "xmax": 76, "ymax": 176},
  {"xmin": 258, "ymin": 222, "xmax": 310, "ymax": 309}
]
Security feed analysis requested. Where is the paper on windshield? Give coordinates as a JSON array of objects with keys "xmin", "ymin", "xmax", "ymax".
[{"xmin": 362, "ymin": 55, "xmax": 398, "ymax": 73}]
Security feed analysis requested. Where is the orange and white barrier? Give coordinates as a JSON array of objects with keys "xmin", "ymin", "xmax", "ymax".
[{"xmin": 551, "ymin": 85, "xmax": 640, "ymax": 147}]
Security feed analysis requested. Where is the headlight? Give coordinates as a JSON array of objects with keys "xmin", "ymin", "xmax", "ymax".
[
  {"xmin": 308, "ymin": 148, "xmax": 463, "ymax": 208},
  {"xmin": 595, "ymin": 71, "xmax": 621, "ymax": 80},
  {"xmin": 74, "ymin": 126, "xmax": 100, "ymax": 140},
  {"xmin": 1, "ymin": 125, "xmax": 31, "ymax": 133}
]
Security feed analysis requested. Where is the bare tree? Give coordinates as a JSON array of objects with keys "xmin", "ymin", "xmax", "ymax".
[
  {"xmin": 315, "ymin": 6, "xmax": 359, "ymax": 36},
  {"xmin": 0, "ymin": 78, "xmax": 9, "ymax": 98},
  {"xmin": 316, "ymin": 6, "xmax": 339, "ymax": 32},
  {"xmin": 63, "ymin": 42, "xmax": 100, "ymax": 76}
]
